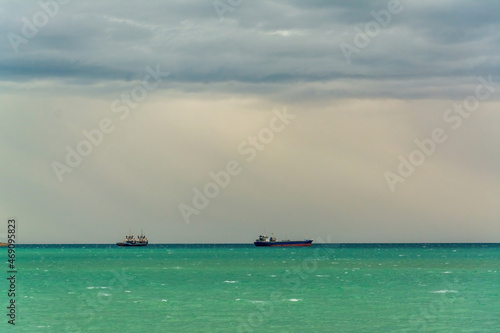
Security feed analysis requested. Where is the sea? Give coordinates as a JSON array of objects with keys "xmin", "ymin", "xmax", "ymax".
[{"xmin": 3, "ymin": 244, "xmax": 500, "ymax": 332}]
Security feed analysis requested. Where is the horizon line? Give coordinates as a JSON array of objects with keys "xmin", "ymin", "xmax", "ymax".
[{"xmin": 6, "ymin": 242, "xmax": 500, "ymax": 246}]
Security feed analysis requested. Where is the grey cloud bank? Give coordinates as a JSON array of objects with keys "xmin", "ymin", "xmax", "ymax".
[{"xmin": 2, "ymin": 1, "xmax": 499, "ymax": 93}]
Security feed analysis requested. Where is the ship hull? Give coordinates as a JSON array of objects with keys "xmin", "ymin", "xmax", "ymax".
[
  {"xmin": 254, "ymin": 240, "xmax": 313, "ymax": 247},
  {"xmin": 116, "ymin": 242, "xmax": 148, "ymax": 247}
]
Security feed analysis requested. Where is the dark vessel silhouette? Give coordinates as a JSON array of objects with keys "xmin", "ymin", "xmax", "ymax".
[
  {"xmin": 116, "ymin": 230, "xmax": 148, "ymax": 247},
  {"xmin": 254, "ymin": 235, "xmax": 313, "ymax": 247}
]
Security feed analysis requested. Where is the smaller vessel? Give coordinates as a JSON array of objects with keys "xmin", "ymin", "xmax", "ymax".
[
  {"xmin": 254, "ymin": 235, "xmax": 313, "ymax": 247},
  {"xmin": 116, "ymin": 230, "xmax": 148, "ymax": 247}
]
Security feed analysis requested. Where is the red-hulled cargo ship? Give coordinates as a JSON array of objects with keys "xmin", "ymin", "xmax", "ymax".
[{"xmin": 254, "ymin": 235, "xmax": 313, "ymax": 247}]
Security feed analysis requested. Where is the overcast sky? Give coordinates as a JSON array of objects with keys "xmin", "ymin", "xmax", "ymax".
[{"xmin": 1, "ymin": 0, "xmax": 499, "ymax": 244}]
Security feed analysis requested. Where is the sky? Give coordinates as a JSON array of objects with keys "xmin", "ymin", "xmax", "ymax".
[{"xmin": 0, "ymin": 0, "xmax": 499, "ymax": 244}]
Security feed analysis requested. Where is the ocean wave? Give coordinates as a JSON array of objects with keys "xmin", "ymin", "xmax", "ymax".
[{"xmin": 97, "ymin": 292, "xmax": 111, "ymax": 297}]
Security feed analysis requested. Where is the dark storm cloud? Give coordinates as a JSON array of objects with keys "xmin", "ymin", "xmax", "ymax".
[{"xmin": 1, "ymin": 0, "xmax": 499, "ymax": 98}]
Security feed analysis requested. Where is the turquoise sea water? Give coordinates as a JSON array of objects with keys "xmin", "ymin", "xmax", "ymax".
[{"xmin": 2, "ymin": 244, "xmax": 500, "ymax": 332}]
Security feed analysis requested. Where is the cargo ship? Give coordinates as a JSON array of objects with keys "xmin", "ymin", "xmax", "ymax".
[
  {"xmin": 254, "ymin": 235, "xmax": 313, "ymax": 247},
  {"xmin": 116, "ymin": 230, "xmax": 148, "ymax": 247}
]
